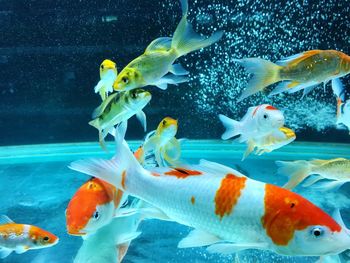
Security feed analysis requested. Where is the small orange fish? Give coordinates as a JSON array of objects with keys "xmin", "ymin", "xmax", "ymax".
[
  {"xmin": 0, "ymin": 215, "xmax": 58, "ymax": 259},
  {"xmin": 236, "ymin": 49, "xmax": 350, "ymax": 100}
]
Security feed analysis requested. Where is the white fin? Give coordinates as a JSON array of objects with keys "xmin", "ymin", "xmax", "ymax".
[
  {"xmin": 332, "ymin": 78, "xmax": 345, "ymax": 101},
  {"xmin": 169, "ymin": 63, "xmax": 189, "ymax": 75},
  {"xmin": 171, "ymin": 0, "xmax": 223, "ymax": 57},
  {"xmin": 145, "ymin": 37, "xmax": 172, "ymax": 53},
  {"xmin": 301, "ymin": 84, "xmax": 317, "ymax": 98},
  {"xmin": 155, "ymin": 83, "xmax": 168, "ymax": 90},
  {"xmin": 275, "ymin": 52, "xmax": 304, "ymax": 66},
  {"xmin": 218, "ymin": 114, "xmax": 241, "ymax": 140},
  {"xmin": 269, "ymin": 81, "xmax": 318, "ymax": 97},
  {"xmin": 15, "ymin": 246, "xmax": 28, "ymax": 254},
  {"xmin": 178, "ymin": 229, "xmax": 221, "ymax": 248},
  {"xmin": 317, "ymin": 255, "xmax": 341, "ymax": 263},
  {"xmin": 136, "ymin": 111, "xmax": 147, "ymax": 132},
  {"xmin": 0, "ymin": 247, "xmax": 12, "ymax": 259},
  {"xmin": 235, "ymin": 58, "xmax": 281, "ymax": 101},
  {"xmin": 242, "ymin": 140, "xmax": 255, "ymax": 161},
  {"xmin": 153, "ymin": 74, "xmax": 189, "ymax": 89},
  {"xmin": 301, "ymin": 175, "xmax": 323, "ymax": 187},
  {"xmin": 0, "ymin": 215, "xmax": 14, "ymax": 225},
  {"xmin": 276, "ymin": 160, "xmax": 312, "ymax": 190},
  {"xmin": 116, "ymin": 232, "xmax": 142, "ymax": 245},
  {"xmin": 138, "ymin": 207, "xmax": 171, "ymax": 221},
  {"xmin": 198, "ymin": 159, "xmax": 247, "ymax": 178},
  {"xmin": 207, "ymin": 242, "xmax": 268, "ymax": 254},
  {"xmin": 310, "ymin": 180, "xmax": 347, "ymax": 191}
]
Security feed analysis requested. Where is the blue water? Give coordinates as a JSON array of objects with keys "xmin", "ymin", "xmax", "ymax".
[{"xmin": 1, "ymin": 141, "xmax": 350, "ymax": 263}]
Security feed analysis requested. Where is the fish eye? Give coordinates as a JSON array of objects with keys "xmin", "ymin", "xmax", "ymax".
[
  {"xmin": 162, "ymin": 120, "xmax": 167, "ymax": 126},
  {"xmin": 101, "ymin": 64, "xmax": 104, "ymax": 70},
  {"xmin": 92, "ymin": 211, "xmax": 100, "ymax": 220},
  {"xmin": 310, "ymin": 227, "xmax": 324, "ymax": 238},
  {"xmin": 43, "ymin": 236, "xmax": 50, "ymax": 242},
  {"xmin": 122, "ymin": 77, "xmax": 129, "ymax": 84},
  {"xmin": 131, "ymin": 91, "xmax": 137, "ymax": 99},
  {"xmin": 263, "ymin": 114, "xmax": 268, "ymax": 119}
]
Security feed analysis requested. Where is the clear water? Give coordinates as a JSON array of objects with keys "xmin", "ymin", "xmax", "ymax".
[{"xmin": 1, "ymin": 141, "xmax": 350, "ymax": 263}]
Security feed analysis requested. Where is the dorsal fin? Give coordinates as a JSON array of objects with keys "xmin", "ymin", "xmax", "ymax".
[
  {"xmin": 0, "ymin": 215, "xmax": 14, "ymax": 225},
  {"xmin": 276, "ymin": 50, "xmax": 323, "ymax": 66},
  {"xmin": 198, "ymin": 159, "xmax": 247, "ymax": 178},
  {"xmin": 145, "ymin": 37, "xmax": 172, "ymax": 53},
  {"xmin": 92, "ymin": 92, "xmax": 119, "ymax": 119}
]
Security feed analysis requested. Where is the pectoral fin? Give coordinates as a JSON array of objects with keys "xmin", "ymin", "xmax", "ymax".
[
  {"xmin": 169, "ymin": 63, "xmax": 189, "ymax": 75},
  {"xmin": 0, "ymin": 215, "xmax": 14, "ymax": 225},
  {"xmin": 242, "ymin": 140, "xmax": 255, "ymax": 161},
  {"xmin": 136, "ymin": 111, "xmax": 147, "ymax": 132},
  {"xmin": 207, "ymin": 242, "xmax": 268, "ymax": 254},
  {"xmin": 0, "ymin": 247, "xmax": 12, "ymax": 259},
  {"xmin": 178, "ymin": 229, "xmax": 221, "ymax": 248},
  {"xmin": 15, "ymin": 246, "xmax": 29, "ymax": 254}
]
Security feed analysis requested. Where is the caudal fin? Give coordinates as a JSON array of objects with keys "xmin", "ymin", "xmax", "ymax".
[
  {"xmin": 235, "ymin": 58, "xmax": 281, "ymax": 101},
  {"xmin": 276, "ymin": 160, "xmax": 311, "ymax": 190},
  {"xmin": 218, "ymin": 114, "xmax": 241, "ymax": 140},
  {"xmin": 171, "ymin": 0, "xmax": 223, "ymax": 57}
]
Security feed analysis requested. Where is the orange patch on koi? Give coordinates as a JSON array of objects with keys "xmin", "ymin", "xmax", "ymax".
[
  {"xmin": 165, "ymin": 168, "xmax": 202, "ymax": 179},
  {"xmin": 151, "ymin": 172, "xmax": 161, "ymax": 177},
  {"xmin": 265, "ymin": 105, "xmax": 277, "ymax": 110},
  {"xmin": 121, "ymin": 170, "xmax": 127, "ymax": 189},
  {"xmin": 261, "ymin": 184, "xmax": 341, "ymax": 246},
  {"xmin": 214, "ymin": 174, "xmax": 246, "ymax": 219},
  {"xmin": 191, "ymin": 196, "xmax": 195, "ymax": 205}
]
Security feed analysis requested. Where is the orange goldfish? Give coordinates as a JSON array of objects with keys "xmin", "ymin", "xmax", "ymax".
[
  {"xmin": 236, "ymin": 50, "xmax": 350, "ymax": 100},
  {"xmin": 0, "ymin": 215, "xmax": 58, "ymax": 259}
]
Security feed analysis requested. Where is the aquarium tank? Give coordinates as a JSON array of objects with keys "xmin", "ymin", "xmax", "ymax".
[{"xmin": 1, "ymin": 0, "xmax": 350, "ymax": 262}]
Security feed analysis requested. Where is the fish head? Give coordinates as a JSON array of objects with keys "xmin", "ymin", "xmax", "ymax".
[
  {"xmin": 157, "ymin": 117, "xmax": 178, "ymax": 138},
  {"xmin": 256, "ymin": 105, "xmax": 285, "ymax": 131},
  {"xmin": 100, "ymin": 59, "xmax": 117, "ymax": 77},
  {"xmin": 66, "ymin": 178, "xmax": 118, "ymax": 236},
  {"xmin": 113, "ymin": 67, "xmax": 142, "ymax": 91},
  {"xmin": 263, "ymin": 184, "xmax": 350, "ymax": 256},
  {"xmin": 125, "ymin": 89, "xmax": 152, "ymax": 110},
  {"xmin": 29, "ymin": 226, "xmax": 59, "ymax": 249}
]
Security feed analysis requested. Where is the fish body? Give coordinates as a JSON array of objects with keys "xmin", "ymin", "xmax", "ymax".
[
  {"xmin": 244, "ymin": 126, "xmax": 296, "ymax": 159},
  {"xmin": 331, "ymin": 78, "xmax": 350, "ymax": 131},
  {"xmin": 277, "ymin": 158, "xmax": 350, "ymax": 190},
  {"xmin": 113, "ymin": 0, "xmax": 223, "ymax": 92},
  {"xmin": 236, "ymin": 50, "xmax": 350, "ymax": 100},
  {"xmin": 66, "ymin": 177, "xmax": 127, "ymax": 236},
  {"xmin": 219, "ymin": 104, "xmax": 285, "ymax": 154},
  {"xmin": 94, "ymin": 59, "xmax": 118, "ymax": 101},
  {"xmin": 89, "ymin": 89, "xmax": 151, "ymax": 150},
  {"xmin": 143, "ymin": 117, "xmax": 182, "ymax": 167},
  {"xmin": 0, "ymin": 216, "xmax": 58, "ymax": 259},
  {"xmin": 74, "ymin": 199, "xmax": 144, "ymax": 263},
  {"xmin": 69, "ymin": 125, "xmax": 350, "ymax": 257}
]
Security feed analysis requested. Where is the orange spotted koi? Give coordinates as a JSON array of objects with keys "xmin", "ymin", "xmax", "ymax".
[
  {"xmin": 69, "ymin": 124, "xmax": 350, "ymax": 257},
  {"xmin": 0, "ymin": 215, "xmax": 58, "ymax": 259}
]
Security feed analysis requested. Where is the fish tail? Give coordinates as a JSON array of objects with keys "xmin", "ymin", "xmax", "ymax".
[
  {"xmin": 171, "ymin": 0, "xmax": 223, "ymax": 57},
  {"xmin": 235, "ymin": 58, "xmax": 281, "ymax": 101},
  {"xmin": 276, "ymin": 160, "xmax": 312, "ymax": 190},
  {"xmin": 218, "ymin": 114, "xmax": 242, "ymax": 140},
  {"xmin": 69, "ymin": 122, "xmax": 148, "ymax": 192}
]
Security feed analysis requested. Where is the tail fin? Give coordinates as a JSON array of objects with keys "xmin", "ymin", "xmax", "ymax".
[
  {"xmin": 218, "ymin": 114, "xmax": 242, "ymax": 140},
  {"xmin": 171, "ymin": 0, "xmax": 223, "ymax": 57},
  {"xmin": 235, "ymin": 58, "xmax": 281, "ymax": 101},
  {"xmin": 69, "ymin": 123, "xmax": 147, "ymax": 191},
  {"xmin": 276, "ymin": 160, "xmax": 312, "ymax": 190}
]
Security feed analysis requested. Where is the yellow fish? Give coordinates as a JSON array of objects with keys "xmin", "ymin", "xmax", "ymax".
[
  {"xmin": 94, "ymin": 59, "xmax": 118, "ymax": 101},
  {"xmin": 113, "ymin": 0, "xmax": 223, "ymax": 92},
  {"xmin": 142, "ymin": 117, "xmax": 182, "ymax": 167},
  {"xmin": 236, "ymin": 50, "xmax": 350, "ymax": 101}
]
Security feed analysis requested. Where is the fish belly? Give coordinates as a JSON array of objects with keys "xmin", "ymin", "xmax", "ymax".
[
  {"xmin": 281, "ymin": 52, "xmax": 342, "ymax": 82},
  {"xmin": 128, "ymin": 169, "xmax": 268, "ymax": 244}
]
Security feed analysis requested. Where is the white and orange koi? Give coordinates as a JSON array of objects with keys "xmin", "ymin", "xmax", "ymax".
[
  {"xmin": 332, "ymin": 78, "xmax": 350, "ymax": 132},
  {"xmin": 69, "ymin": 123, "xmax": 350, "ymax": 257},
  {"xmin": 0, "ymin": 215, "xmax": 58, "ymax": 259},
  {"xmin": 74, "ymin": 198, "xmax": 145, "ymax": 263},
  {"xmin": 66, "ymin": 177, "xmax": 127, "ymax": 236}
]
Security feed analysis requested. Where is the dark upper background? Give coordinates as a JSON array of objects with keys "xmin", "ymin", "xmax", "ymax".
[{"xmin": 1, "ymin": 0, "xmax": 350, "ymax": 146}]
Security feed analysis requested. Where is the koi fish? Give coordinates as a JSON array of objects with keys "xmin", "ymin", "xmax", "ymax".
[
  {"xmin": 112, "ymin": 0, "xmax": 223, "ymax": 92},
  {"xmin": 74, "ymin": 198, "xmax": 145, "ymax": 263},
  {"xmin": 142, "ymin": 117, "xmax": 183, "ymax": 167},
  {"xmin": 236, "ymin": 50, "xmax": 350, "ymax": 101},
  {"xmin": 69, "ymin": 123, "xmax": 350, "ymax": 257},
  {"xmin": 66, "ymin": 177, "xmax": 127, "ymax": 236},
  {"xmin": 89, "ymin": 89, "xmax": 151, "ymax": 150},
  {"xmin": 0, "ymin": 215, "xmax": 58, "ymax": 259},
  {"xmin": 332, "ymin": 78, "xmax": 350, "ymax": 132},
  {"xmin": 94, "ymin": 59, "xmax": 118, "ymax": 101},
  {"xmin": 277, "ymin": 158, "xmax": 350, "ymax": 191},
  {"xmin": 243, "ymin": 126, "xmax": 296, "ymax": 160}
]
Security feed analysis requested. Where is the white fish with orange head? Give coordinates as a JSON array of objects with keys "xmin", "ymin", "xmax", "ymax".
[
  {"xmin": 69, "ymin": 123, "xmax": 350, "ymax": 258},
  {"xmin": 0, "ymin": 215, "xmax": 58, "ymax": 259}
]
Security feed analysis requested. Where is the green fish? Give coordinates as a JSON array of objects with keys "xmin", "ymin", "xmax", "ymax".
[
  {"xmin": 89, "ymin": 89, "xmax": 151, "ymax": 150},
  {"xmin": 113, "ymin": 0, "xmax": 223, "ymax": 92}
]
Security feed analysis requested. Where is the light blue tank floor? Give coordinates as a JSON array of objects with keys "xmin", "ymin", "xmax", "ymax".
[{"xmin": 1, "ymin": 141, "xmax": 350, "ymax": 263}]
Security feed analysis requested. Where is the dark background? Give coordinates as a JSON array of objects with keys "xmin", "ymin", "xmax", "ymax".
[{"xmin": 1, "ymin": 0, "xmax": 350, "ymax": 145}]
